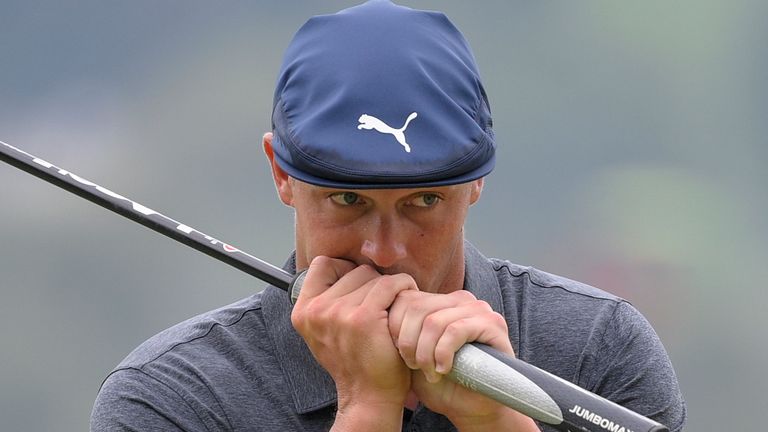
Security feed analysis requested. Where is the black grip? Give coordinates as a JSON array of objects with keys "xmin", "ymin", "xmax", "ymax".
[{"xmin": 473, "ymin": 344, "xmax": 668, "ymax": 432}]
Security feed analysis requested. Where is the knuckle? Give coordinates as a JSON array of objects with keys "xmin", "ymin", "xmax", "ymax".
[
  {"xmin": 304, "ymin": 298, "xmax": 328, "ymax": 318},
  {"xmin": 444, "ymin": 320, "xmax": 465, "ymax": 337},
  {"xmin": 422, "ymin": 314, "xmax": 443, "ymax": 332},
  {"xmin": 289, "ymin": 310, "xmax": 304, "ymax": 329},
  {"xmin": 310, "ymin": 255, "xmax": 359, "ymax": 279},
  {"xmin": 472, "ymin": 299, "xmax": 493, "ymax": 313},
  {"xmin": 452, "ymin": 290, "xmax": 477, "ymax": 302},
  {"xmin": 309, "ymin": 255, "xmax": 333, "ymax": 269},
  {"xmin": 346, "ymin": 308, "xmax": 371, "ymax": 326},
  {"xmin": 357, "ymin": 263, "xmax": 380, "ymax": 278},
  {"xmin": 393, "ymin": 273, "xmax": 417, "ymax": 289},
  {"xmin": 291, "ymin": 307, "xmax": 315, "ymax": 333},
  {"xmin": 487, "ymin": 311, "xmax": 508, "ymax": 329},
  {"xmin": 375, "ymin": 274, "xmax": 395, "ymax": 289},
  {"xmin": 393, "ymin": 275, "xmax": 410, "ymax": 287},
  {"xmin": 311, "ymin": 255, "xmax": 331, "ymax": 265},
  {"xmin": 452, "ymin": 297, "xmax": 493, "ymax": 316}
]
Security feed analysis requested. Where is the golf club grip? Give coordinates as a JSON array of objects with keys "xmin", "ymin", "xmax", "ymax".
[
  {"xmin": 290, "ymin": 272, "xmax": 668, "ymax": 432},
  {"xmin": 451, "ymin": 344, "xmax": 667, "ymax": 431}
]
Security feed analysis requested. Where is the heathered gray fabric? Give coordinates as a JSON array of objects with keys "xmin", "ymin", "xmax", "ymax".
[{"xmin": 90, "ymin": 242, "xmax": 686, "ymax": 431}]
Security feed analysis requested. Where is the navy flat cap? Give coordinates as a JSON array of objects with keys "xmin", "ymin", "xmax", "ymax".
[{"xmin": 271, "ymin": 0, "xmax": 495, "ymax": 189}]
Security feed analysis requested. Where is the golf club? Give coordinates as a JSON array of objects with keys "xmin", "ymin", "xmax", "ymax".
[{"xmin": 1, "ymin": 140, "xmax": 668, "ymax": 432}]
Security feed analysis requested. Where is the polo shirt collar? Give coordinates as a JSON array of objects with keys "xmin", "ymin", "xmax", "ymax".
[{"xmin": 261, "ymin": 241, "xmax": 503, "ymax": 414}]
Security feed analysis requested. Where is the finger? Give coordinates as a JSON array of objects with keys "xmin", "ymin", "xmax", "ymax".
[
  {"xmin": 413, "ymin": 306, "xmax": 476, "ymax": 381},
  {"xmin": 360, "ymin": 273, "xmax": 419, "ymax": 312},
  {"xmin": 295, "ymin": 256, "xmax": 356, "ymax": 302},
  {"xmin": 322, "ymin": 264, "xmax": 383, "ymax": 304},
  {"xmin": 387, "ymin": 289, "xmax": 419, "ymax": 345},
  {"xmin": 297, "ymin": 256, "xmax": 378, "ymax": 304},
  {"xmin": 393, "ymin": 290, "xmax": 477, "ymax": 370},
  {"xmin": 432, "ymin": 312, "xmax": 512, "ymax": 376}
]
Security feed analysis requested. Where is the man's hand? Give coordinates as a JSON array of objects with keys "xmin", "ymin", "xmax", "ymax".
[
  {"xmin": 388, "ymin": 290, "xmax": 539, "ymax": 431},
  {"xmin": 292, "ymin": 258, "xmax": 537, "ymax": 431},
  {"xmin": 290, "ymin": 256, "xmax": 417, "ymax": 431}
]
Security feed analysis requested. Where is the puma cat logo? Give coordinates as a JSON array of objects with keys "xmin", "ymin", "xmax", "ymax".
[{"xmin": 357, "ymin": 112, "xmax": 418, "ymax": 152}]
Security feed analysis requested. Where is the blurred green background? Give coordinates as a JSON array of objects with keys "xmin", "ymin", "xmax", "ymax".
[{"xmin": 1, "ymin": 1, "xmax": 765, "ymax": 430}]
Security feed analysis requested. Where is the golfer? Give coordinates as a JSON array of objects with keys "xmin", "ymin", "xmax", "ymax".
[{"xmin": 91, "ymin": 2, "xmax": 687, "ymax": 431}]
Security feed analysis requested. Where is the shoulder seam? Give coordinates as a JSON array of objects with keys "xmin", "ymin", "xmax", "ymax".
[
  {"xmin": 101, "ymin": 303, "xmax": 264, "ymax": 391},
  {"xmin": 142, "ymin": 304, "xmax": 263, "ymax": 368},
  {"xmin": 110, "ymin": 305, "xmax": 262, "ymax": 430},
  {"xmin": 102, "ymin": 302, "xmax": 266, "ymax": 429},
  {"xmin": 589, "ymin": 300, "xmax": 624, "ymax": 389},
  {"xmin": 492, "ymin": 261, "xmax": 624, "ymax": 304}
]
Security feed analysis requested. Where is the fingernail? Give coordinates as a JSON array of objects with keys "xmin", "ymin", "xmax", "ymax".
[
  {"xmin": 425, "ymin": 370, "xmax": 440, "ymax": 383},
  {"xmin": 404, "ymin": 358, "xmax": 417, "ymax": 370}
]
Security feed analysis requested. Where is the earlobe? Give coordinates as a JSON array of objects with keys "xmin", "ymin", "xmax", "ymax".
[
  {"xmin": 469, "ymin": 178, "xmax": 484, "ymax": 204},
  {"xmin": 263, "ymin": 132, "xmax": 294, "ymax": 206}
]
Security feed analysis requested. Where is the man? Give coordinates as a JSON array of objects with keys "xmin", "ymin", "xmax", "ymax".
[{"xmin": 91, "ymin": 1, "xmax": 686, "ymax": 431}]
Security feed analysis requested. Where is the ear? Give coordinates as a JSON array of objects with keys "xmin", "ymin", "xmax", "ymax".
[
  {"xmin": 263, "ymin": 132, "xmax": 294, "ymax": 206},
  {"xmin": 469, "ymin": 178, "xmax": 484, "ymax": 205}
]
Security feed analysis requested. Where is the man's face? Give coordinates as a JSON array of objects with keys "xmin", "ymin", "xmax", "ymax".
[
  {"xmin": 286, "ymin": 179, "xmax": 482, "ymax": 294},
  {"xmin": 264, "ymin": 133, "xmax": 483, "ymax": 294}
]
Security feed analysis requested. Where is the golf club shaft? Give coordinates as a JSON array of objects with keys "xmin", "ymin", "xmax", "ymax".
[
  {"xmin": 0, "ymin": 140, "xmax": 291, "ymax": 289},
  {"xmin": 0, "ymin": 140, "xmax": 667, "ymax": 432}
]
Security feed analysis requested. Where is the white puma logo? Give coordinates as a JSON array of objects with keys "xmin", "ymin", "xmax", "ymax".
[{"xmin": 357, "ymin": 112, "xmax": 418, "ymax": 153}]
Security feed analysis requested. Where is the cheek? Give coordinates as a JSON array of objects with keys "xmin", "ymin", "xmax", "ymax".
[
  {"xmin": 422, "ymin": 204, "xmax": 468, "ymax": 245},
  {"xmin": 409, "ymin": 210, "xmax": 466, "ymax": 255},
  {"xmin": 412, "ymin": 221, "xmax": 463, "ymax": 255},
  {"xmin": 405, "ymin": 224, "xmax": 465, "ymax": 293},
  {"xmin": 295, "ymin": 207, "xmax": 362, "ymax": 258}
]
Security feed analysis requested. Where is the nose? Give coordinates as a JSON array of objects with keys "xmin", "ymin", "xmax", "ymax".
[{"xmin": 359, "ymin": 215, "xmax": 408, "ymax": 270}]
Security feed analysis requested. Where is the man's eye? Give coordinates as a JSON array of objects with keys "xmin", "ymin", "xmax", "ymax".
[
  {"xmin": 330, "ymin": 192, "xmax": 362, "ymax": 206},
  {"xmin": 409, "ymin": 193, "xmax": 441, "ymax": 207}
]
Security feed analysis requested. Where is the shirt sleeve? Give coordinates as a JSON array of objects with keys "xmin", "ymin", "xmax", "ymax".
[
  {"xmin": 90, "ymin": 368, "xmax": 210, "ymax": 432},
  {"xmin": 585, "ymin": 301, "xmax": 687, "ymax": 432}
]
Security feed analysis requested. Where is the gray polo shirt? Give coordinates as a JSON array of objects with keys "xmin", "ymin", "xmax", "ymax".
[{"xmin": 90, "ymin": 242, "xmax": 686, "ymax": 431}]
